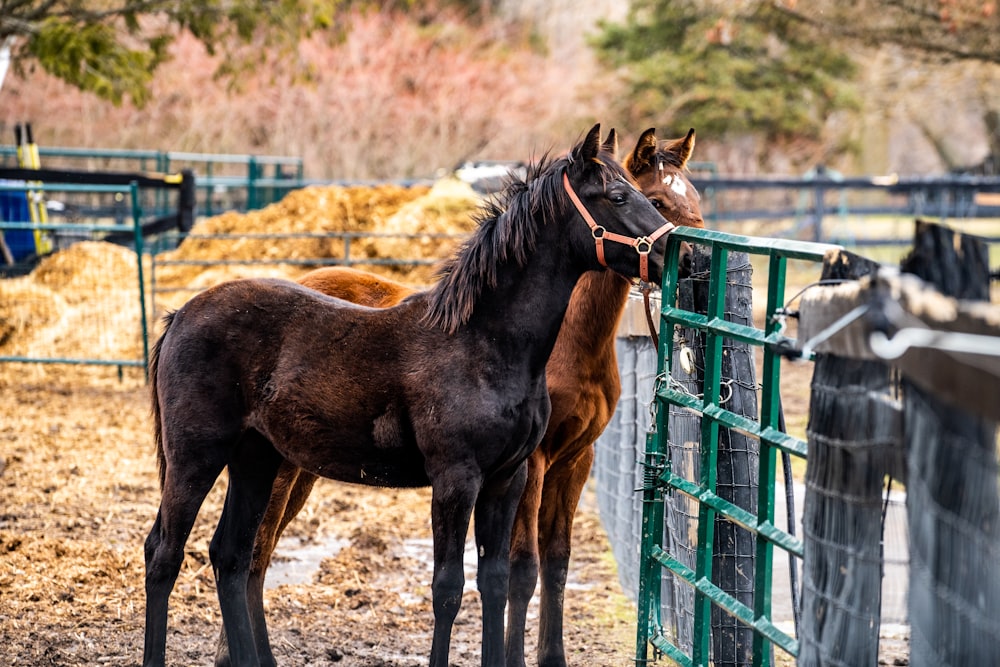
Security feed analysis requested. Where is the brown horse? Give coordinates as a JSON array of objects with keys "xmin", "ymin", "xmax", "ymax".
[
  {"xmin": 143, "ymin": 124, "xmax": 677, "ymax": 667},
  {"xmin": 214, "ymin": 128, "xmax": 703, "ymax": 667}
]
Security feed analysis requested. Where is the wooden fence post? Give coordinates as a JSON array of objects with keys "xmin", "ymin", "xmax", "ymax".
[
  {"xmin": 899, "ymin": 220, "xmax": 1000, "ymax": 667},
  {"xmin": 798, "ymin": 249, "xmax": 900, "ymax": 666}
]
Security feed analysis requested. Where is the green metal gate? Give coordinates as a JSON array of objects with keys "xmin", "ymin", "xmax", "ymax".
[
  {"xmin": 636, "ymin": 227, "xmax": 838, "ymax": 666},
  {"xmin": 0, "ymin": 181, "xmax": 150, "ymax": 375}
]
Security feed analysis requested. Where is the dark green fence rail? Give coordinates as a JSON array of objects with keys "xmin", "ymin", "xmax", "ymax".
[
  {"xmin": 636, "ymin": 226, "xmax": 839, "ymax": 666},
  {"xmin": 689, "ymin": 173, "xmax": 1000, "ymax": 245},
  {"xmin": 0, "ymin": 145, "xmax": 304, "ymax": 216}
]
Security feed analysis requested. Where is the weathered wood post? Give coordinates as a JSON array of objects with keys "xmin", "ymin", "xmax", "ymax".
[
  {"xmin": 798, "ymin": 249, "xmax": 900, "ymax": 666},
  {"xmin": 899, "ymin": 220, "xmax": 1000, "ymax": 667}
]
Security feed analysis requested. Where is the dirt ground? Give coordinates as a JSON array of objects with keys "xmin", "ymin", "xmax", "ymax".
[{"xmin": 0, "ymin": 365, "xmax": 637, "ymax": 667}]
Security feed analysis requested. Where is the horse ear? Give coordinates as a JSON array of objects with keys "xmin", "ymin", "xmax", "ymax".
[
  {"xmin": 579, "ymin": 123, "xmax": 602, "ymax": 162},
  {"xmin": 601, "ymin": 128, "xmax": 619, "ymax": 158},
  {"xmin": 628, "ymin": 128, "xmax": 658, "ymax": 174},
  {"xmin": 679, "ymin": 128, "xmax": 697, "ymax": 166},
  {"xmin": 662, "ymin": 128, "xmax": 697, "ymax": 169}
]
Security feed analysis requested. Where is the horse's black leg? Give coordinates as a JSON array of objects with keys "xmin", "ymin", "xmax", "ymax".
[
  {"xmin": 215, "ymin": 463, "xmax": 318, "ymax": 667},
  {"xmin": 210, "ymin": 431, "xmax": 283, "ymax": 667},
  {"xmin": 428, "ymin": 476, "xmax": 480, "ymax": 667},
  {"xmin": 534, "ymin": 450, "xmax": 592, "ymax": 667},
  {"xmin": 506, "ymin": 455, "xmax": 544, "ymax": 667},
  {"xmin": 475, "ymin": 463, "xmax": 529, "ymax": 667},
  {"xmin": 144, "ymin": 456, "xmax": 228, "ymax": 667}
]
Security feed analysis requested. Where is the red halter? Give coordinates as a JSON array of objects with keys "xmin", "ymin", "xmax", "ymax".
[{"xmin": 562, "ymin": 172, "xmax": 675, "ymax": 283}]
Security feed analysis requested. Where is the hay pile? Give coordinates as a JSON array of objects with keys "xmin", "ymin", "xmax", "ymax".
[
  {"xmin": 0, "ymin": 242, "xmax": 143, "ymax": 364},
  {"xmin": 358, "ymin": 178, "xmax": 484, "ymax": 275},
  {"xmin": 0, "ymin": 179, "xmax": 483, "ymax": 370},
  {"xmin": 154, "ymin": 179, "xmax": 481, "ymax": 295}
]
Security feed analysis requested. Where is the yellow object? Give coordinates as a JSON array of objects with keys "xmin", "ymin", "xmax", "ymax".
[{"xmin": 16, "ymin": 123, "xmax": 52, "ymax": 256}]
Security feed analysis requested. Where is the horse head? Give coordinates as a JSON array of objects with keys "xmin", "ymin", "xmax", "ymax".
[
  {"xmin": 624, "ymin": 127, "xmax": 704, "ymax": 277},
  {"xmin": 561, "ymin": 123, "xmax": 673, "ymax": 286}
]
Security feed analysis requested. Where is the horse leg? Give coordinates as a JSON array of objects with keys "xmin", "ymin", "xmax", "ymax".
[
  {"xmin": 505, "ymin": 452, "xmax": 545, "ymax": 667},
  {"xmin": 475, "ymin": 463, "xmax": 529, "ymax": 667},
  {"xmin": 428, "ymin": 475, "xmax": 480, "ymax": 667},
  {"xmin": 210, "ymin": 431, "xmax": 283, "ymax": 667},
  {"xmin": 535, "ymin": 446, "xmax": 594, "ymax": 667},
  {"xmin": 143, "ymin": 451, "xmax": 229, "ymax": 667},
  {"xmin": 215, "ymin": 461, "xmax": 318, "ymax": 667},
  {"xmin": 248, "ymin": 466, "xmax": 320, "ymax": 664}
]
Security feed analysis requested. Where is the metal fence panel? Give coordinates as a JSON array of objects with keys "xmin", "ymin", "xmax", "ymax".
[
  {"xmin": 0, "ymin": 183, "xmax": 149, "ymax": 372},
  {"xmin": 633, "ymin": 227, "xmax": 837, "ymax": 666}
]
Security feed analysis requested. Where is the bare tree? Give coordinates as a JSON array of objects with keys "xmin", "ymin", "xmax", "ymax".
[{"xmin": 772, "ymin": 0, "xmax": 1000, "ymax": 65}]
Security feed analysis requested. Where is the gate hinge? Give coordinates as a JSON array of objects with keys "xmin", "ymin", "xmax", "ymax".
[{"xmin": 636, "ymin": 450, "xmax": 670, "ymax": 499}]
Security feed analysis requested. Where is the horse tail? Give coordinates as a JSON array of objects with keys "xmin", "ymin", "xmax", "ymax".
[{"xmin": 148, "ymin": 311, "xmax": 176, "ymax": 491}]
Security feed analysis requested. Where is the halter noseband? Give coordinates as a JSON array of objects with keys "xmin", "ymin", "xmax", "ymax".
[{"xmin": 562, "ymin": 172, "xmax": 675, "ymax": 283}]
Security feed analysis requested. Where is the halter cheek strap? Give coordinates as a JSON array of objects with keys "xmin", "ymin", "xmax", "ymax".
[{"xmin": 562, "ymin": 172, "xmax": 675, "ymax": 283}]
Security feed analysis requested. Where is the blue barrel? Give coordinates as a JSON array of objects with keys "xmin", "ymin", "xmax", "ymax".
[{"xmin": 0, "ymin": 184, "xmax": 36, "ymax": 261}]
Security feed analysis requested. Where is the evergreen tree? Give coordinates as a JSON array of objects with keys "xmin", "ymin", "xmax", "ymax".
[{"xmin": 593, "ymin": 0, "xmax": 859, "ymax": 141}]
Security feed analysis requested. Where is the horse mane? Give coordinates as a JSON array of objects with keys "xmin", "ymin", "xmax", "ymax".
[{"xmin": 424, "ymin": 147, "xmax": 627, "ymax": 334}]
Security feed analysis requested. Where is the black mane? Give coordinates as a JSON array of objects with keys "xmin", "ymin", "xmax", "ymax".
[{"xmin": 424, "ymin": 149, "xmax": 628, "ymax": 334}]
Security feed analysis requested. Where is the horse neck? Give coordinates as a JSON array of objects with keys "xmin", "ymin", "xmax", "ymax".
[
  {"xmin": 479, "ymin": 257, "xmax": 581, "ymax": 366},
  {"xmin": 457, "ymin": 221, "xmax": 588, "ymax": 373},
  {"xmin": 559, "ymin": 271, "xmax": 632, "ymax": 355}
]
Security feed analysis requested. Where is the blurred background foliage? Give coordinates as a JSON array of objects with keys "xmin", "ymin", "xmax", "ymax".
[{"xmin": 1, "ymin": 0, "xmax": 998, "ymax": 178}]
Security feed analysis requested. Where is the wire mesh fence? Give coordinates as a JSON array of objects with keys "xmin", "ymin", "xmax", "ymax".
[
  {"xmin": 593, "ymin": 332, "xmax": 657, "ymax": 599},
  {"xmin": 792, "ymin": 222, "xmax": 1000, "ymax": 665},
  {"xmin": 898, "ymin": 224, "xmax": 1000, "ymax": 667}
]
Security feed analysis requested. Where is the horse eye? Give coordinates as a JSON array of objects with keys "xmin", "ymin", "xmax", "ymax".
[
  {"xmin": 609, "ymin": 192, "xmax": 627, "ymax": 205},
  {"xmin": 649, "ymin": 198, "xmax": 663, "ymax": 209}
]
